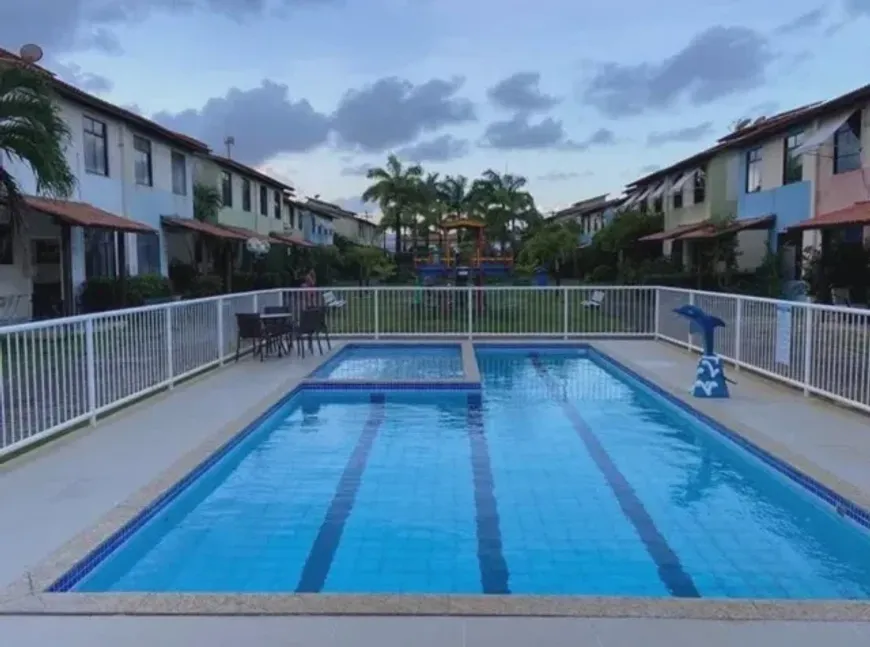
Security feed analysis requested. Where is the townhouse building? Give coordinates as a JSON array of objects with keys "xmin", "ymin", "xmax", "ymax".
[
  {"xmin": 189, "ymin": 154, "xmax": 305, "ymax": 243},
  {"xmin": 292, "ymin": 198, "xmax": 337, "ymax": 246},
  {"xmin": 307, "ymin": 199, "xmax": 382, "ymax": 247},
  {"xmin": 550, "ymin": 194, "xmax": 623, "ymax": 246},
  {"xmin": 0, "ymin": 47, "xmax": 208, "ymax": 318}
]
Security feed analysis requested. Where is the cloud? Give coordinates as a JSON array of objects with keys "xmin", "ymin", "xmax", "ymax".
[
  {"xmin": 845, "ymin": 0, "xmax": 870, "ymax": 17},
  {"xmin": 537, "ymin": 171, "xmax": 592, "ymax": 182},
  {"xmin": 395, "ymin": 134, "xmax": 469, "ymax": 162},
  {"xmin": 481, "ymin": 114, "xmax": 615, "ymax": 151},
  {"xmin": 0, "ymin": 0, "xmax": 335, "ymax": 55},
  {"xmin": 776, "ymin": 8, "xmax": 826, "ymax": 34},
  {"xmin": 333, "ymin": 195, "xmax": 377, "ymax": 216},
  {"xmin": 581, "ymin": 26, "xmax": 773, "ymax": 118},
  {"xmin": 487, "ymin": 72, "xmax": 559, "ymax": 112},
  {"xmin": 153, "ymin": 80, "xmax": 332, "ymax": 165},
  {"xmin": 331, "ymin": 76, "xmax": 476, "ymax": 152},
  {"xmin": 51, "ymin": 61, "xmax": 113, "ymax": 93},
  {"xmin": 341, "ymin": 163, "xmax": 374, "ymax": 177},
  {"xmin": 646, "ymin": 121, "xmax": 713, "ymax": 147}
]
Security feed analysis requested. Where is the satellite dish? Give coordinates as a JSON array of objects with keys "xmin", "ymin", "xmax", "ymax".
[{"xmin": 19, "ymin": 43, "xmax": 43, "ymax": 63}]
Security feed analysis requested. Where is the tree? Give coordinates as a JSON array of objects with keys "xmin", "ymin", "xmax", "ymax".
[
  {"xmin": 193, "ymin": 182, "xmax": 222, "ymax": 222},
  {"xmin": 362, "ymin": 154, "xmax": 423, "ymax": 254},
  {"xmin": 346, "ymin": 244, "xmax": 396, "ymax": 284},
  {"xmin": 518, "ymin": 220, "xmax": 581, "ymax": 285},
  {"xmin": 0, "ymin": 64, "xmax": 76, "ymax": 230},
  {"xmin": 471, "ymin": 170, "xmax": 535, "ymax": 254}
]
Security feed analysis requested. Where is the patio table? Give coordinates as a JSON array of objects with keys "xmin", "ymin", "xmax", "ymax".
[{"xmin": 259, "ymin": 312, "xmax": 295, "ymax": 357}]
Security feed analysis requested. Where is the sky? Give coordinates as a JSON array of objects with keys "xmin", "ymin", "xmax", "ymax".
[{"xmin": 2, "ymin": 0, "xmax": 870, "ymax": 217}]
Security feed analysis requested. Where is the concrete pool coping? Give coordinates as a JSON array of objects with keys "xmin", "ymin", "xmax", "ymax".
[{"xmin": 2, "ymin": 338, "xmax": 869, "ymax": 621}]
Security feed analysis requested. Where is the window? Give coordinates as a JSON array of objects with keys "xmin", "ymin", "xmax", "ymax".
[
  {"xmin": 220, "ymin": 171, "xmax": 233, "ymax": 207},
  {"xmin": 83, "ymin": 116, "xmax": 108, "ymax": 176},
  {"xmin": 273, "ymin": 190, "xmax": 281, "ymax": 219},
  {"xmin": 0, "ymin": 224, "xmax": 13, "ymax": 265},
  {"xmin": 84, "ymin": 229, "xmax": 117, "ymax": 279},
  {"xmin": 171, "ymin": 152, "xmax": 187, "ymax": 195},
  {"xmin": 782, "ymin": 131, "xmax": 805, "ymax": 185},
  {"xmin": 653, "ymin": 194, "xmax": 663, "ymax": 214},
  {"xmin": 289, "ymin": 209, "xmax": 295, "ymax": 229},
  {"xmin": 259, "ymin": 186, "xmax": 268, "ymax": 215},
  {"xmin": 136, "ymin": 233, "xmax": 161, "ymax": 275},
  {"xmin": 745, "ymin": 147, "xmax": 762, "ymax": 193},
  {"xmin": 673, "ymin": 189, "xmax": 683, "ymax": 209},
  {"xmin": 133, "ymin": 136, "xmax": 152, "ymax": 186},
  {"xmin": 241, "ymin": 179, "xmax": 252, "ymax": 211},
  {"xmin": 834, "ymin": 112, "xmax": 862, "ymax": 174},
  {"xmin": 693, "ymin": 170, "xmax": 706, "ymax": 203}
]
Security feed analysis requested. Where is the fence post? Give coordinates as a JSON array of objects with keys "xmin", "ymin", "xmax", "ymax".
[
  {"xmin": 165, "ymin": 306, "xmax": 174, "ymax": 389},
  {"xmin": 734, "ymin": 297, "xmax": 742, "ymax": 371},
  {"xmin": 687, "ymin": 291, "xmax": 695, "ymax": 349},
  {"xmin": 563, "ymin": 286, "xmax": 569, "ymax": 339},
  {"xmin": 467, "ymin": 285, "xmax": 473, "ymax": 339},
  {"xmin": 374, "ymin": 289, "xmax": 380, "ymax": 339},
  {"xmin": 653, "ymin": 288, "xmax": 660, "ymax": 338},
  {"xmin": 85, "ymin": 318, "xmax": 97, "ymax": 426},
  {"xmin": 217, "ymin": 297, "xmax": 225, "ymax": 364},
  {"xmin": 802, "ymin": 305, "xmax": 813, "ymax": 396}
]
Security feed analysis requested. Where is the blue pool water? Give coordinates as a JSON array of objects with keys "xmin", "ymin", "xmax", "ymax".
[
  {"xmin": 69, "ymin": 348, "xmax": 870, "ymax": 598},
  {"xmin": 312, "ymin": 344, "xmax": 463, "ymax": 380}
]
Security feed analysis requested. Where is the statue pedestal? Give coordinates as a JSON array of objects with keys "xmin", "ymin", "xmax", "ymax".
[{"xmin": 692, "ymin": 355, "xmax": 729, "ymax": 398}]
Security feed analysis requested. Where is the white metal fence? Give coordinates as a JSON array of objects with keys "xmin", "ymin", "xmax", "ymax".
[{"xmin": 0, "ymin": 285, "xmax": 868, "ymax": 458}]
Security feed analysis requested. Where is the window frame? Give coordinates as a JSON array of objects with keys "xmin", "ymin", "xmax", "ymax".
[
  {"xmin": 259, "ymin": 186, "xmax": 268, "ymax": 216},
  {"xmin": 83, "ymin": 116, "xmax": 109, "ymax": 177},
  {"xmin": 673, "ymin": 188, "xmax": 683, "ymax": 209},
  {"xmin": 782, "ymin": 130, "xmax": 805, "ymax": 185},
  {"xmin": 220, "ymin": 171, "xmax": 233, "ymax": 207},
  {"xmin": 171, "ymin": 151, "xmax": 187, "ymax": 196},
  {"xmin": 693, "ymin": 170, "xmax": 706, "ymax": 204},
  {"xmin": 745, "ymin": 147, "xmax": 762, "ymax": 193},
  {"xmin": 834, "ymin": 112, "xmax": 862, "ymax": 175},
  {"xmin": 241, "ymin": 178, "xmax": 252, "ymax": 212},
  {"xmin": 133, "ymin": 135, "xmax": 153, "ymax": 186},
  {"xmin": 273, "ymin": 190, "xmax": 281, "ymax": 219}
]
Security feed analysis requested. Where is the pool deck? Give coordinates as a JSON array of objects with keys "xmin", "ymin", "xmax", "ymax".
[{"xmin": 1, "ymin": 338, "xmax": 869, "ymax": 645}]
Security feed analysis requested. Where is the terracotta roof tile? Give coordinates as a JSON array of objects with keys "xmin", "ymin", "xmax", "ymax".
[
  {"xmin": 26, "ymin": 197, "xmax": 155, "ymax": 233},
  {"xmin": 270, "ymin": 232, "xmax": 314, "ymax": 247},
  {"xmin": 161, "ymin": 216, "xmax": 247, "ymax": 240},
  {"xmin": 789, "ymin": 202, "xmax": 870, "ymax": 230}
]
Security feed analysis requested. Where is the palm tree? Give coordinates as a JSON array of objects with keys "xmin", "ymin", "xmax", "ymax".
[
  {"xmin": 193, "ymin": 182, "xmax": 222, "ymax": 223},
  {"xmin": 416, "ymin": 172, "xmax": 444, "ymax": 250},
  {"xmin": 362, "ymin": 154, "xmax": 423, "ymax": 254},
  {"xmin": 472, "ymin": 170, "xmax": 535, "ymax": 256},
  {"xmin": 0, "ymin": 63, "xmax": 76, "ymax": 229},
  {"xmin": 439, "ymin": 174, "xmax": 473, "ymax": 221}
]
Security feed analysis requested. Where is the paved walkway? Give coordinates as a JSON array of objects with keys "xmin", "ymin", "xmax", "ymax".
[{"xmin": 1, "ymin": 338, "xmax": 869, "ymax": 645}]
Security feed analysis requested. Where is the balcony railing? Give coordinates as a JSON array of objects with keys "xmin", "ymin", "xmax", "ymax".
[{"xmin": 1, "ymin": 286, "xmax": 868, "ymax": 458}]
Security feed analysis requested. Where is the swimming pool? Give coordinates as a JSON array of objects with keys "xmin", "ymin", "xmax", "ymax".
[
  {"xmin": 311, "ymin": 343, "xmax": 463, "ymax": 380},
  {"xmin": 60, "ymin": 346, "xmax": 870, "ymax": 598}
]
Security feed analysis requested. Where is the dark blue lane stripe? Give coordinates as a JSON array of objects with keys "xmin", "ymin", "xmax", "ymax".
[
  {"xmin": 296, "ymin": 392, "xmax": 386, "ymax": 593},
  {"xmin": 466, "ymin": 392, "xmax": 510, "ymax": 594},
  {"xmin": 529, "ymin": 354, "xmax": 699, "ymax": 598}
]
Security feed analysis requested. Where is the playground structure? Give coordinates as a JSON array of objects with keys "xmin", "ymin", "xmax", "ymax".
[{"xmin": 413, "ymin": 218, "xmax": 513, "ymax": 283}]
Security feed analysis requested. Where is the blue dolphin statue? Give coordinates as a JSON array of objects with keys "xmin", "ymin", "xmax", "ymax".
[
  {"xmin": 673, "ymin": 304, "xmax": 732, "ymax": 399},
  {"xmin": 673, "ymin": 305, "xmax": 725, "ymax": 356}
]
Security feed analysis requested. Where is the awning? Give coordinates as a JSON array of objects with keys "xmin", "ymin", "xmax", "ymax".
[
  {"xmin": 677, "ymin": 215, "xmax": 775, "ymax": 240},
  {"xmin": 791, "ymin": 111, "xmax": 853, "ymax": 157},
  {"xmin": 271, "ymin": 232, "xmax": 314, "ymax": 247},
  {"xmin": 638, "ymin": 221, "xmax": 710, "ymax": 242},
  {"xmin": 27, "ymin": 196, "xmax": 155, "ymax": 233},
  {"xmin": 648, "ymin": 183, "xmax": 666, "ymax": 201},
  {"xmin": 161, "ymin": 216, "xmax": 247, "ymax": 240},
  {"xmin": 788, "ymin": 202, "xmax": 870, "ymax": 230},
  {"xmin": 620, "ymin": 192, "xmax": 641, "ymax": 210},
  {"xmin": 669, "ymin": 169, "xmax": 698, "ymax": 195},
  {"xmin": 215, "ymin": 223, "xmax": 272, "ymax": 242}
]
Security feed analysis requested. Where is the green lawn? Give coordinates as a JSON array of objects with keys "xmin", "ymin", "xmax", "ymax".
[{"xmin": 324, "ymin": 288, "xmax": 653, "ymax": 335}]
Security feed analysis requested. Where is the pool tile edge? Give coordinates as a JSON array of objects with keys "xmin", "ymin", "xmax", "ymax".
[{"xmin": 1, "ymin": 593, "xmax": 870, "ymax": 621}]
